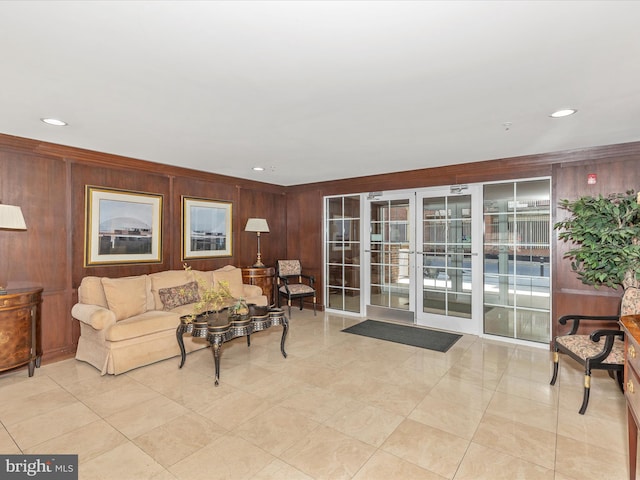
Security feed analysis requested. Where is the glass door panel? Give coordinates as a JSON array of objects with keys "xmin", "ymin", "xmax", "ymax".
[
  {"xmin": 366, "ymin": 194, "xmax": 415, "ymax": 321},
  {"xmin": 483, "ymin": 179, "xmax": 551, "ymax": 343},
  {"xmin": 417, "ymin": 186, "xmax": 481, "ymax": 334},
  {"xmin": 325, "ymin": 195, "xmax": 361, "ymax": 314}
]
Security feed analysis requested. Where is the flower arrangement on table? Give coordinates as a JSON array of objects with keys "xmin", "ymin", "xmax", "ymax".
[{"xmin": 182, "ymin": 264, "xmax": 248, "ymax": 322}]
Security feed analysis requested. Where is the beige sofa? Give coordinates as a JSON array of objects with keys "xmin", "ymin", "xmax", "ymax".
[{"xmin": 72, "ymin": 266, "xmax": 267, "ymax": 375}]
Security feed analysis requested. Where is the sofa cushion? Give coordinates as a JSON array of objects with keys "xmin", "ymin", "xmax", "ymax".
[
  {"xmin": 105, "ymin": 311, "xmax": 181, "ymax": 342},
  {"xmin": 150, "ymin": 270, "xmax": 193, "ymax": 310},
  {"xmin": 158, "ymin": 281, "xmax": 200, "ymax": 311},
  {"xmin": 213, "ymin": 265, "xmax": 244, "ymax": 298},
  {"xmin": 79, "ymin": 276, "xmax": 109, "ymax": 308},
  {"xmin": 192, "ymin": 270, "xmax": 215, "ymax": 294},
  {"xmin": 102, "ymin": 276, "xmax": 148, "ymax": 321}
]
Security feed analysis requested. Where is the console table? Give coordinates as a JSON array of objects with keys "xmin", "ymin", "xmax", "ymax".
[
  {"xmin": 0, "ymin": 286, "xmax": 43, "ymax": 377},
  {"xmin": 176, "ymin": 306, "xmax": 287, "ymax": 385},
  {"xmin": 242, "ymin": 267, "xmax": 275, "ymax": 306}
]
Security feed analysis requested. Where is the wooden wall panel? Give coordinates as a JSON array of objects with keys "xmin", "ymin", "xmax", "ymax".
[
  {"xmin": 70, "ymin": 162, "xmax": 173, "ymax": 286},
  {"xmin": 285, "ymin": 189, "xmax": 324, "ymax": 308},
  {"xmin": 287, "ymin": 154, "xmax": 553, "ymax": 196},
  {"xmin": 0, "ymin": 134, "xmax": 288, "ymax": 368},
  {"xmin": 170, "ymin": 176, "xmax": 238, "ymax": 272},
  {"xmin": 553, "ymin": 291, "xmax": 622, "ymax": 336},
  {"xmin": 235, "ymin": 187, "xmax": 287, "ymax": 270},
  {"xmin": 0, "ymin": 150, "xmax": 67, "ymax": 291},
  {"xmin": 0, "ymin": 149, "xmax": 71, "ymax": 363},
  {"xmin": 41, "ymin": 292, "xmax": 76, "ymax": 360},
  {"xmin": 550, "ymin": 154, "xmax": 640, "ymax": 338}
]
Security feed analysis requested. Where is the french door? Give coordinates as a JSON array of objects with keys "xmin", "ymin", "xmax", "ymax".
[
  {"xmin": 364, "ymin": 187, "xmax": 482, "ymax": 333},
  {"xmin": 365, "ymin": 192, "xmax": 416, "ymax": 323},
  {"xmin": 416, "ymin": 186, "xmax": 482, "ymax": 334},
  {"xmin": 357, "ymin": 180, "xmax": 548, "ymax": 341}
]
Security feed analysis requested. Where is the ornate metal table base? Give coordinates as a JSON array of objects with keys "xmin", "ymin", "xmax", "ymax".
[{"xmin": 176, "ymin": 307, "xmax": 288, "ymax": 386}]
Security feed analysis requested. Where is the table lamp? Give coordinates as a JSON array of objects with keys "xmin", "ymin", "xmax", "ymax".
[
  {"xmin": 0, "ymin": 204, "xmax": 27, "ymax": 294},
  {"xmin": 244, "ymin": 218, "xmax": 269, "ymax": 267}
]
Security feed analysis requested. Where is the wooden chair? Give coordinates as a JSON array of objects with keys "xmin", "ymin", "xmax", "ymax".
[
  {"xmin": 276, "ymin": 260, "xmax": 316, "ymax": 317},
  {"xmin": 550, "ymin": 287, "xmax": 639, "ymax": 414}
]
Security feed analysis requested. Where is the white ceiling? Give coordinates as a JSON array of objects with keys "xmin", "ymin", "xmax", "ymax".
[{"xmin": 2, "ymin": 1, "xmax": 640, "ymax": 186}]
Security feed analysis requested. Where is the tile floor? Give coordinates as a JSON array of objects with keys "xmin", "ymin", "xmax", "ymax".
[{"xmin": 0, "ymin": 310, "xmax": 632, "ymax": 479}]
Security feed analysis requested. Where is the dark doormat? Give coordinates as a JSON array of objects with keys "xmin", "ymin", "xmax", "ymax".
[{"xmin": 342, "ymin": 320, "xmax": 462, "ymax": 353}]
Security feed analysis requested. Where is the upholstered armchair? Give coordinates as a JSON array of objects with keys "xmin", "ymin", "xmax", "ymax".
[
  {"xmin": 550, "ymin": 287, "xmax": 640, "ymax": 414},
  {"xmin": 276, "ymin": 260, "xmax": 317, "ymax": 317}
]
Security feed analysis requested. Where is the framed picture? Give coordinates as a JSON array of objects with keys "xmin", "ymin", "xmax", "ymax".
[
  {"xmin": 182, "ymin": 196, "xmax": 232, "ymax": 259},
  {"xmin": 85, "ymin": 186, "xmax": 163, "ymax": 266}
]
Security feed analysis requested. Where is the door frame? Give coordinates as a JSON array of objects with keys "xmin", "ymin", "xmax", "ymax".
[
  {"xmin": 415, "ymin": 185, "xmax": 483, "ymax": 335},
  {"xmin": 364, "ymin": 190, "xmax": 417, "ymax": 323}
]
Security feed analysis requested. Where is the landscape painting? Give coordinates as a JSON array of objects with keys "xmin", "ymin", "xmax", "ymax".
[
  {"xmin": 85, "ymin": 186, "xmax": 163, "ymax": 266},
  {"xmin": 182, "ymin": 197, "xmax": 232, "ymax": 259}
]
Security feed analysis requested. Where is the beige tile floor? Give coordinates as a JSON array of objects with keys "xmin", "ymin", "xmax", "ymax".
[{"xmin": 0, "ymin": 310, "xmax": 632, "ymax": 479}]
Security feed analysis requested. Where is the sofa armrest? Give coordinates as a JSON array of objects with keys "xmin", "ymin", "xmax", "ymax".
[
  {"xmin": 242, "ymin": 284, "xmax": 263, "ymax": 298},
  {"xmin": 71, "ymin": 303, "xmax": 117, "ymax": 331}
]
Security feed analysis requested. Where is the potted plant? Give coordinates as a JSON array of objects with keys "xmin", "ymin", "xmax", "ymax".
[
  {"xmin": 193, "ymin": 280, "xmax": 233, "ymax": 318},
  {"xmin": 182, "ymin": 263, "xmax": 234, "ymax": 322},
  {"xmin": 554, "ymin": 190, "xmax": 640, "ymax": 291}
]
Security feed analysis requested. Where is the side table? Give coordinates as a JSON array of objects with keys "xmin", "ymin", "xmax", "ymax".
[
  {"xmin": 0, "ymin": 286, "xmax": 43, "ymax": 377},
  {"xmin": 242, "ymin": 266, "xmax": 275, "ymax": 306}
]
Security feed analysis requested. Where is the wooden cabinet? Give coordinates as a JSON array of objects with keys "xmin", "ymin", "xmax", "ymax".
[
  {"xmin": 621, "ymin": 314, "xmax": 640, "ymax": 480},
  {"xmin": 0, "ymin": 286, "xmax": 43, "ymax": 377},
  {"xmin": 242, "ymin": 267, "xmax": 275, "ymax": 306}
]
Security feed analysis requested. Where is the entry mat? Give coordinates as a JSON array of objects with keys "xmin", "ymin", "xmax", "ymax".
[{"xmin": 342, "ymin": 320, "xmax": 462, "ymax": 353}]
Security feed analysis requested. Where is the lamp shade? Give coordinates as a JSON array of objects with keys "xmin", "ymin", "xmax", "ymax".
[
  {"xmin": 0, "ymin": 204, "xmax": 26, "ymax": 230},
  {"xmin": 244, "ymin": 218, "xmax": 269, "ymax": 233}
]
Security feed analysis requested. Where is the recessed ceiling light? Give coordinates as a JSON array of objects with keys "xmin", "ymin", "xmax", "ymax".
[
  {"xmin": 41, "ymin": 118, "xmax": 68, "ymax": 126},
  {"xmin": 252, "ymin": 166, "xmax": 265, "ymax": 172},
  {"xmin": 550, "ymin": 109, "xmax": 577, "ymax": 118}
]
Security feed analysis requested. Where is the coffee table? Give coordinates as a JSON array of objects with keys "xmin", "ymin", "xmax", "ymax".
[{"xmin": 176, "ymin": 306, "xmax": 288, "ymax": 385}]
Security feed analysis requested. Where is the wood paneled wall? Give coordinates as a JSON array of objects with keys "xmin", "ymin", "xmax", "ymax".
[
  {"xmin": 2, "ymin": 132, "xmax": 640, "ymax": 367},
  {"xmin": 286, "ymin": 142, "xmax": 640, "ymax": 342},
  {"xmin": 0, "ymin": 134, "xmax": 287, "ymax": 364},
  {"xmin": 552, "ymin": 153, "xmax": 640, "ymax": 335},
  {"xmin": 0, "ymin": 144, "xmax": 72, "ymax": 360}
]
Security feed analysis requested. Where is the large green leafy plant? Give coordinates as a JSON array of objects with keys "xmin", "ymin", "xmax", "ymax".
[{"xmin": 555, "ymin": 190, "xmax": 640, "ymax": 289}]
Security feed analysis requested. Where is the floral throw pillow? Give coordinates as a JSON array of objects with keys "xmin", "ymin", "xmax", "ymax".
[{"xmin": 158, "ymin": 281, "xmax": 200, "ymax": 311}]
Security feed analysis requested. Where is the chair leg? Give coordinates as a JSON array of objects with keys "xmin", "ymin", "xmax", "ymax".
[
  {"xmin": 616, "ymin": 370, "xmax": 624, "ymax": 392},
  {"xmin": 287, "ymin": 299, "xmax": 292, "ymax": 318},
  {"xmin": 550, "ymin": 350, "xmax": 560, "ymax": 386},
  {"xmin": 579, "ymin": 371, "xmax": 591, "ymax": 415},
  {"xmin": 299, "ymin": 298, "xmax": 304, "ymax": 311},
  {"xmin": 312, "ymin": 298, "xmax": 316, "ymax": 316}
]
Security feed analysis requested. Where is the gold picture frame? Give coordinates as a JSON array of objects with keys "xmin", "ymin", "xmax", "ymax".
[
  {"xmin": 85, "ymin": 186, "xmax": 163, "ymax": 266},
  {"xmin": 182, "ymin": 196, "xmax": 232, "ymax": 259}
]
